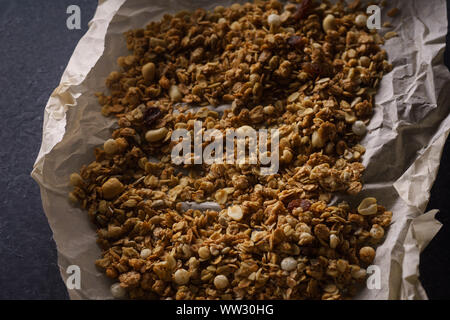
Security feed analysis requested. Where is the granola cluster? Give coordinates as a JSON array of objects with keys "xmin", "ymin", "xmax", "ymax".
[{"xmin": 69, "ymin": 0, "xmax": 395, "ymax": 300}]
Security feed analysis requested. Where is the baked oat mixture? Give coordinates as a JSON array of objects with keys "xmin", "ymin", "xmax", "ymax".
[{"xmin": 69, "ymin": 0, "xmax": 396, "ymax": 300}]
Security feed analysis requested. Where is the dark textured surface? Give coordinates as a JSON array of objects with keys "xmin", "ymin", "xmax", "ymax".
[
  {"xmin": 0, "ymin": 0, "xmax": 448, "ymax": 300},
  {"xmin": 0, "ymin": 0, "xmax": 98, "ymax": 300}
]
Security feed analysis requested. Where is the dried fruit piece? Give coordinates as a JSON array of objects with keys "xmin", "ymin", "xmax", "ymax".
[
  {"xmin": 293, "ymin": 0, "xmax": 312, "ymax": 20},
  {"xmin": 143, "ymin": 106, "xmax": 161, "ymax": 126},
  {"xmin": 287, "ymin": 199, "xmax": 311, "ymax": 212}
]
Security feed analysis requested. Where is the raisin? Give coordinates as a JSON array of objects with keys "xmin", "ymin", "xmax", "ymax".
[
  {"xmin": 287, "ymin": 36, "xmax": 308, "ymax": 50},
  {"xmin": 293, "ymin": 0, "xmax": 313, "ymax": 21},
  {"xmin": 287, "ymin": 199, "xmax": 311, "ymax": 212},
  {"xmin": 143, "ymin": 107, "xmax": 162, "ymax": 126}
]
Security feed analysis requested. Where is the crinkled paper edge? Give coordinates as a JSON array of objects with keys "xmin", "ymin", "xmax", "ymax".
[{"xmin": 32, "ymin": 0, "xmax": 449, "ymax": 300}]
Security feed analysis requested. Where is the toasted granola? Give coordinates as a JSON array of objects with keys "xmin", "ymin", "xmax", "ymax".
[{"xmin": 70, "ymin": 0, "xmax": 393, "ymax": 300}]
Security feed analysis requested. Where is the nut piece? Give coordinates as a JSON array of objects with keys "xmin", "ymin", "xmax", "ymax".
[
  {"xmin": 101, "ymin": 178, "xmax": 124, "ymax": 200},
  {"xmin": 174, "ymin": 269, "xmax": 191, "ymax": 285},
  {"xmin": 370, "ymin": 224, "xmax": 385, "ymax": 240},
  {"xmin": 329, "ymin": 234, "xmax": 340, "ymax": 249},
  {"xmin": 351, "ymin": 267, "xmax": 367, "ymax": 279},
  {"xmin": 359, "ymin": 246, "xmax": 376, "ymax": 263},
  {"xmin": 104, "ymin": 139, "xmax": 120, "ymax": 155},
  {"xmin": 110, "ymin": 283, "xmax": 127, "ymax": 299},
  {"xmin": 140, "ymin": 248, "xmax": 152, "ymax": 259},
  {"xmin": 145, "ymin": 127, "xmax": 169, "ymax": 142},
  {"xmin": 215, "ymin": 189, "xmax": 228, "ymax": 205},
  {"xmin": 357, "ymin": 197, "xmax": 378, "ymax": 215},
  {"xmin": 69, "ymin": 173, "xmax": 84, "ymax": 187},
  {"xmin": 359, "ymin": 56, "xmax": 371, "ymax": 67},
  {"xmin": 311, "ymin": 131, "xmax": 325, "ymax": 148},
  {"xmin": 214, "ymin": 275, "xmax": 229, "ymax": 289},
  {"xmin": 352, "ymin": 121, "xmax": 367, "ymax": 136},
  {"xmin": 268, "ymin": 13, "xmax": 281, "ymax": 33},
  {"xmin": 322, "ymin": 14, "xmax": 336, "ymax": 33},
  {"xmin": 337, "ymin": 259, "xmax": 349, "ymax": 273},
  {"xmin": 355, "ymin": 14, "xmax": 367, "ymax": 28},
  {"xmin": 280, "ymin": 257, "xmax": 297, "ymax": 271},
  {"xmin": 169, "ymin": 85, "xmax": 183, "ymax": 102},
  {"xmin": 227, "ymin": 205, "xmax": 243, "ymax": 221},
  {"xmin": 268, "ymin": 14, "xmax": 281, "ymax": 27},
  {"xmin": 142, "ymin": 62, "xmax": 156, "ymax": 82}
]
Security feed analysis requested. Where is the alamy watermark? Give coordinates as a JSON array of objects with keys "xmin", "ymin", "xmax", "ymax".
[
  {"xmin": 66, "ymin": 5, "xmax": 81, "ymax": 30},
  {"xmin": 366, "ymin": 265, "xmax": 382, "ymax": 290},
  {"xmin": 66, "ymin": 265, "xmax": 81, "ymax": 290},
  {"xmin": 366, "ymin": 5, "xmax": 381, "ymax": 30},
  {"xmin": 171, "ymin": 121, "xmax": 280, "ymax": 175}
]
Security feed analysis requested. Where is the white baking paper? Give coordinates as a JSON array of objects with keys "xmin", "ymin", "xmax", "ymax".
[{"xmin": 32, "ymin": 0, "xmax": 450, "ymax": 300}]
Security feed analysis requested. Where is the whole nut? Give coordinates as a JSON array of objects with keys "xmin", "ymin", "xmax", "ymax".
[
  {"xmin": 69, "ymin": 173, "xmax": 84, "ymax": 188},
  {"xmin": 352, "ymin": 121, "xmax": 367, "ymax": 136},
  {"xmin": 68, "ymin": 192, "xmax": 79, "ymax": 205},
  {"xmin": 101, "ymin": 178, "xmax": 124, "ymax": 200},
  {"xmin": 359, "ymin": 56, "xmax": 371, "ymax": 68},
  {"xmin": 322, "ymin": 14, "xmax": 336, "ymax": 33},
  {"xmin": 198, "ymin": 246, "xmax": 211, "ymax": 259},
  {"xmin": 104, "ymin": 139, "xmax": 120, "ymax": 155},
  {"xmin": 145, "ymin": 127, "xmax": 169, "ymax": 142},
  {"xmin": 355, "ymin": 14, "xmax": 367, "ymax": 28},
  {"xmin": 227, "ymin": 205, "xmax": 243, "ymax": 221},
  {"xmin": 357, "ymin": 197, "xmax": 378, "ymax": 215},
  {"xmin": 174, "ymin": 269, "xmax": 191, "ymax": 285},
  {"xmin": 359, "ymin": 246, "xmax": 376, "ymax": 263},
  {"xmin": 140, "ymin": 248, "xmax": 152, "ymax": 259},
  {"xmin": 280, "ymin": 257, "xmax": 297, "ymax": 271},
  {"xmin": 214, "ymin": 275, "xmax": 229, "ymax": 289},
  {"xmin": 142, "ymin": 62, "xmax": 156, "ymax": 82},
  {"xmin": 370, "ymin": 224, "xmax": 385, "ymax": 240},
  {"xmin": 268, "ymin": 13, "xmax": 281, "ymax": 33}
]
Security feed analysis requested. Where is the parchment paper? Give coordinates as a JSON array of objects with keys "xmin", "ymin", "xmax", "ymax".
[{"xmin": 31, "ymin": 0, "xmax": 450, "ymax": 300}]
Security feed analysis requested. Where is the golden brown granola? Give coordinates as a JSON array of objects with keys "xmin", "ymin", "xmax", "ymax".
[{"xmin": 69, "ymin": 0, "xmax": 393, "ymax": 300}]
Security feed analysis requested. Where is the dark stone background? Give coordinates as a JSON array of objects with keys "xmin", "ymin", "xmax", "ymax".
[{"xmin": 0, "ymin": 0, "xmax": 448, "ymax": 300}]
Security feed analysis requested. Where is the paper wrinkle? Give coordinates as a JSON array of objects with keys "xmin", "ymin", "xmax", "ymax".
[{"xmin": 32, "ymin": 0, "xmax": 450, "ymax": 300}]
